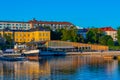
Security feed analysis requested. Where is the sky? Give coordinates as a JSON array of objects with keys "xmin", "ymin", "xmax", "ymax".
[{"xmin": 0, "ymin": 0, "xmax": 120, "ymax": 29}]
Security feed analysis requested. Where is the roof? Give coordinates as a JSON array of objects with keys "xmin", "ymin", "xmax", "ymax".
[
  {"xmin": 100, "ymin": 27, "xmax": 116, "ymax": 31},
  {"xmin": 38, "ymin": 21, "xmax": 73, "ymax": 25},
  {"xmin": 0, "ymin": 21, "xmax": 28, "ymax": 23},
  {"xmin": 48, "ymin": 46, "xmax": 74, "ymax": 49},
  {"xmin": 29, "ymin": 19, "xmax": 74, "ymax": 25}
]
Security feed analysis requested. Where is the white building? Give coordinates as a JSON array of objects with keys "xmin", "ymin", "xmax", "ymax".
[
  {"xmin": 0, "ymin": 21, "xmax": 30, "ymax": 30},
  {"xmin": 100, "ymin": 27, "xmax": 117, "ymax": 41}
]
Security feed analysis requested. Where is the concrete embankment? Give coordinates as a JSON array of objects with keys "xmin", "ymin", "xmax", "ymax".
[
  {"xmin": 66, "ymin": 51, "xmax": 120, "ymax": 56},
  {"xmin": 66, "ymin": 51, "xmax": 120, "ymax": 60}
]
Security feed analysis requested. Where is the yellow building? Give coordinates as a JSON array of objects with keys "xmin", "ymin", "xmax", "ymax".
[{"xmin": 0, "ymin": 27, "xmax": 50, "ymax": 43}]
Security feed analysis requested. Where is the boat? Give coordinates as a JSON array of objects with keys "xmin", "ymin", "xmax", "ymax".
[
  {"xmin": 22, "ymin": 49, "xmax": 40, "ymax": 56},
  {"xmin": 39, "ymin": 50, "xmax": 66, "ymax": 56}
]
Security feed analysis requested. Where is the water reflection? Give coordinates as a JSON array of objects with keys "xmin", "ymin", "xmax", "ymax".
[{"xmin": 0, "ymin": 55, "xmax": 119, "ymax": 80}]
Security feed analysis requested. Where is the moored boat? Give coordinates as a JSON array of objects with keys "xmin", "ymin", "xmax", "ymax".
[
  {"xmin": 39, "ymin": 50, "xmax": 66, "ymax": 56},
  {"xmin": 22, "ymin": 49, "xmax": 40, "ymax": 56}
]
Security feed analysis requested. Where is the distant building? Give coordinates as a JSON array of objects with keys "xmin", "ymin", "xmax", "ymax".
[
  {"xmin": 0, "ymin": 27, "xmax": 50, "ymax": 43},
  {"xmin": 77, "ymin": 28, "xmax": 88, "ymax": 39},
  {"xmin": 0, "ymin": 19, "xmax": 75, "ymax": 31},
  {"xmin": 29, "ymin": 19, "xmax": 74, "ymax": 30},
  {"xmin": 100, "ymin": 27, "xmax": 117, "ymax": 41},
  {"xmin": 0, "ymin": 21, "xmax": 30, "ymax": 30}
]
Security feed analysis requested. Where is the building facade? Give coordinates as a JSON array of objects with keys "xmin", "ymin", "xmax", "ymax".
[
  {"xmin": 0, "ymin": 27, "xmax": 50, "ymax": 43},
  {"xmin": 29, "ymin": 19, "xmax": 74, "ymax": 30},
  {"xmin": 77, "ymin": 28, "xmax": 88, "ymax": 39},
  {"xmin": 100, "ymin": 27, "xmax": 117, "ymax": 41},
  {"xmin": 0, "ymin": 21, "xmax": 30, "ymax": 30},
  {"xmin": 0, "ymin": 19, "xmax": 74, "ymax": 31}
]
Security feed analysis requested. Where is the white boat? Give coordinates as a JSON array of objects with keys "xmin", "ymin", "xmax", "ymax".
[{"xmin": 22, "ymin": 50, "xmax": 40, "ymax": 56}]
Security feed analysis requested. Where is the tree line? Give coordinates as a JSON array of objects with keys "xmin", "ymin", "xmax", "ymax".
[{"xmin": 48, "ymin": 26, "xmax": 117, "ymax": 47}]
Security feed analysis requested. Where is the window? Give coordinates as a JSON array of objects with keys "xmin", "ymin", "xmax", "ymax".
[
  {"xmin": 39, "ymin": 33, "xmax": 42, "ymax": 36},
  {"xmin": 16, "ymin": 24, "xmax": 18, "ymax": 26},
  {"xmin": 28, "ymin": 34, "xmax": 30, "ymax": 37},
  {"xmin": 46, "ymin": 33, "xmax": 48, "ymax": 36}
]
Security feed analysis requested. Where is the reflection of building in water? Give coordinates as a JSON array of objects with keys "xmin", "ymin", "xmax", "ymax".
[
  {"xmin": 0, "ymin": 61, "xmax": 51, "ymax": 80},
  {"xmin": 49, "ymin": 56, "xmax": 114, "ymax": 73},
  {"xmin": 0, "ymin": 56, "xmax": 118, "ymax": 80},
  {"xmin": 106, "ymin": 60, "xmax": 118, "ymax": 73}
]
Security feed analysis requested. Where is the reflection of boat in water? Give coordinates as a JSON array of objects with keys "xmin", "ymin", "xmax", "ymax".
[{"xmin": 0, "ymin": 56, "xmax": 26, "ymax": 61}]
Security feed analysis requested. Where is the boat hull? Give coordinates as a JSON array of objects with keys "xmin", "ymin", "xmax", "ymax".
[
  {"xmin": 39, "ymin": 51, "xmax": 66, "ymax": 56},
  {"xmin": 22, "ymin": 50, "xmax": 40, "ymax": 56}
]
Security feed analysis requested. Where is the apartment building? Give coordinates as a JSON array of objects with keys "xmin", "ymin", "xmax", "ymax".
[
  {"xmin": 100, "ymin": 27, "xmax": 117, "ymax": 41},
  {"xmin": 77, "ymin": 28, "xmax": 88, "ymax": 39},
  {"xmin": 0, "ymin": 19, "xmax": 74, "ymax": 31},
  {"xmin": 29, "ymin": 19, "xmax": 74, "ymax": 30},
  {"xmin": 0, "ymin": 27, "xmax": 50, "ymax": 43},
  {"xmin": 0, "ymin": 21, "xmax": 31, "ymax": 30}
]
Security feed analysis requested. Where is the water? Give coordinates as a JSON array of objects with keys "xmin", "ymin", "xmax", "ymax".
[{"xmin": 0, "ymin": 55, "xmax": 120, "ymax": 80}]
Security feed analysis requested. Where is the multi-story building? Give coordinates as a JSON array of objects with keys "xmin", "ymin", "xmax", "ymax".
[
  {"xmin": 0, "ymin": 21, "xmax": 31, "ymax": 30},
  {"xmin": 29, "ymin": 19, "xmax": 74, "ymax": 30},
  {"xmin": 0, "ymin": 19, "xmax": 74, "ymax": 31},
  {"xmin": 100, "ymin": 27, "xmax": 117, "ymax": 41},
  {"xmin": 0, "ymin": 27, "xmax": 50, "ymax": 43},
  {"xmin": 77, "ymin": 28, "xmax": 88, "ymax": 39}
]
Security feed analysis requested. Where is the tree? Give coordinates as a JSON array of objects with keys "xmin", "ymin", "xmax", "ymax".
[
  {"xmin": 117, "ymin": 27, "xmax": 120, "ymax": 45},
  {"xmin": 107, "ymin": 38, "xmax": 114, "ymax": 46},
  {"xmin": 51, "ymin": 29, "xmax": 62, "ymax": 40},
  {"xmin": 77, "ymin": 34, "xmax": 84, "ymax": 43},
  {"xmin": 3, "ymin": 34, "xmax": 14, "ymax": 48},
  {"xmin": 99, "ymin": 35, "xmax": 114, "ymax": 46},
  {"xmin": 86, "ymin": 28, "xmax": 104, "ymax": 44},
  {"xmin": 61, "ymin": 27, "xmax": 78, "ymax": 42}
]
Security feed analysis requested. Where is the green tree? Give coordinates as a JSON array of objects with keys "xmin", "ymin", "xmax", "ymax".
[
  {"xmin": 99, "ymin": 35, "xmax": 114, "ymax": 46},
  {"xmin": 3, "ymin": 34, "xmax": 14, "ymax": 48},
  {"xmin": 107, "ymin": 38, "xmax": 114, "ymax": 46},
  {"xmin": 61, "ymin": 27, "xmax": 78, "ymax": 42},
  {"xmin": 51, "ymin": 29, "xmax": 62, "ymax": 40},
  {"xmin": 86, "ymin": 28, "xmax": 104, "ymax": 44}
]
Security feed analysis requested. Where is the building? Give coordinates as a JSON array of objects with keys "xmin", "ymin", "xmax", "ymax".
[
  {"xmin": 0, "ymin": 21, "xmax": 30, "ymax": 30},
  {"xmin": 0, "ymin": 27, "xmax": 50, "ymax": 43},
  {"xmin": 100, "ymin": 27, "xmax": 117, "ymax": 41},
  {"xmin": 77, "ymin": 28, "xmax": 88, "ymax": 39},
  {"xmin": 29, "ymin": 19, "xmax": 74, "ymax": 30},
  {"xmin": 0, "ymin": 19, "xmax": 75, "ymax": 31}
]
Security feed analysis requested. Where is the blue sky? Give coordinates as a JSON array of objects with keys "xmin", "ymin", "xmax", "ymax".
[{"xmin": 0, "ymin": 0, "xmax": 120, "ymax": 29}]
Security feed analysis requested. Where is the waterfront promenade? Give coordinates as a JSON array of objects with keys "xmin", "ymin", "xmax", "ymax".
[{"xmin": 66, "ymin": 51, "xmax": 120, "ymax": 56}]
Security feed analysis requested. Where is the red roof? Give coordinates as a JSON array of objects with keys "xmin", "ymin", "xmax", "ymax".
[
  {"xmin": 100, "ymin": 27, "xmax": 116, "ymax": 31},
  {"xmin": 38, "ymin": 21, "xmax": 73, "ymax": 25},
  {"xmin": 29, "ymin": 19, "xmax": 73, "ymax": 25}
]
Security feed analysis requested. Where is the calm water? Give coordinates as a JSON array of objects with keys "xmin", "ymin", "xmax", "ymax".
[{"xmin": 0, "ymin": 55, "xmax": 120, "ymax": 80}]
